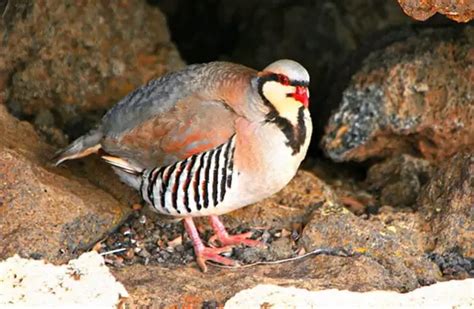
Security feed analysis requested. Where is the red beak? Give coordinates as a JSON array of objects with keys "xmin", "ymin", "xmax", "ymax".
[{"xmin": 293, "ymin": 86, "xmax": 309, "ymax": 108}]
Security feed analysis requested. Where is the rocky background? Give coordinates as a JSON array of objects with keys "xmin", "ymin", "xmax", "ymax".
[{"xmin": 0, "ymin": 0, "xmax": 472, "ymax": 307}]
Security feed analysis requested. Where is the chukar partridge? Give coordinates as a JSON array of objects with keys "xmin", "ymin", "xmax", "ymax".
[{"xmin": 54, "ymin": 59, "xmax": 312, "ymax": 272}]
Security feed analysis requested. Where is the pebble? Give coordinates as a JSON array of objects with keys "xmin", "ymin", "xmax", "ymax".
[
  {"xmin": 123, "ymin": 248, "xmax": 134, "ymax": 260},
  {"xmin": 261, "ymin": 231, "xmax": 272, "ymax": 243}
]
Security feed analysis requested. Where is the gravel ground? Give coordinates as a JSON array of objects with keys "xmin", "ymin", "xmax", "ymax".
[{"xmin": 98, "ymin": 205, "xmax": 300, "ymax": 268}]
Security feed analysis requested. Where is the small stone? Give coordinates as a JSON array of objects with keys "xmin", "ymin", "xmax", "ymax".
[
  {"xmin": 132, "ymin": 204, "xmax": 142, "ymax": 211},
  {"xmin": 202, "ymin": 300, "xmax": 220, "ymax": 309},
  {"xmin": 269, "ymin": 238, "xmax": 294, "ymax": 260},
  {"xmin": 156, "ymin": 239, "xmax": 164, "ymax": 248},
  {"xmin": 167, "ymin": 236, "xmax": 183, "ymax": 248},
  {"xmin": 120, "ymin": 226, "xmax": 131, "ymax": 236},
  {"xmin": 280, "ymin": 229, "xmax": 291, "ymax": 238},
  {"xmin": 297, "ymin": 247, "xmax": 306, "ymax": 256},
  {"xmin": 160, "ymin": 251, "xmax": 171, "ymax": 260},
  {"xmin": 261, "ymin": 231, "xmax": 272, "ymax": 243},
  {"xmin": 221, "ymin": 250, "xmax": 232, "ymax": 258},
  {"xmin": 123, "ymin": 248, "xmax": 135, "ymax": 260},
  {"xmin": 137, "ymin": 249, "xmax": 151, "ymax": 258},
  {"xmin": 291, "ymin": 229, "xmax": 300, "ymax": 242}
]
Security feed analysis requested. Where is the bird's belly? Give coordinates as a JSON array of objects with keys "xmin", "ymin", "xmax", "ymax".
[{"xmin": 145, "ymin": 146, "xmax": 302, "ymax": 218}]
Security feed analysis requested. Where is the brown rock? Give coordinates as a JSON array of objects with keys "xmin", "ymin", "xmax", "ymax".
[
  {"xmin": 113, "ymin": 254, "xmax": 413, "ymax": 307},
  {"xmin": 417, "ymin": 152, "xmax": 473, "ymax": 257},
  {"xmin": 0, "ymin": 105, "xmax": 130, "ymax": 263},
  {"xmin": 366, "ymin": 155, "xmax": 433, "ymax": 208},
  {"xmin": 1, "ymin": 0, "xmax": 184, "ymax": 140},
  {"xmin": 299, "ymin": 204, "xmax": 440, "ymax": 292},
  {"xmin": 397, "ymin": 0, "xmax": 474, "ymax": 22},
  {"xmin": 322, "ymin": 27, "xmax": 474, "ymax": 163}
]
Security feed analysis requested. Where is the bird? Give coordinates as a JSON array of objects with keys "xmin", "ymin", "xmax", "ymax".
[{"xmin": 54, "ymin": 59, "xmax": 312, "ymax": 272}]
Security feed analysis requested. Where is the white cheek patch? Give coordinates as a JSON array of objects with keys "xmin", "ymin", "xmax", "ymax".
[{"xmin": 262, "ymin": 81, "xmax": 301, "ymax": 124}]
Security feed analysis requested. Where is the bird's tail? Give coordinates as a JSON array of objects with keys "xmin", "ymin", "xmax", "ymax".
[
  {"xmin": 101, "ymin": 155, "xmax": 144, "ymax": 190},
  {"xmin": 52, "ymin": 129, "xmax": 103, "ymax": 165}
]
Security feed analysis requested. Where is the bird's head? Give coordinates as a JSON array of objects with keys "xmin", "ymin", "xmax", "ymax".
[{"xmin": 254, "ymin": 59, "xmax": 310, "ymax": 123}]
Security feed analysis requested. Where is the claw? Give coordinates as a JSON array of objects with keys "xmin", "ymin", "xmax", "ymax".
[
  {"xmin": 209, "ymin": 231, "xmax": 264, "ymax": 248},
  {"xmin": 209, "ymin": 215, "xmax": 266, "ymax": 248},
  {"xmin": 196, "ymin": 246, "xmax": 237, "ymax": 272}
]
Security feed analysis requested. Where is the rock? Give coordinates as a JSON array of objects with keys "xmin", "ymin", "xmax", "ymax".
[
  {"xmin": 397, "ymin": 0, "xmax": 474, "ymax": 22},
  {"xmin": 365, "ymin": 155, "xmax": 433, "ymax": 208},
  {"xmin": 0, "ymin": 252, "xmax": 128, "ymax": 307},
  {"xmin": 322, "ymin": 27, "xmax": 474, "ymax": 163},
  {"xmin": 428, "ymin": 250, "xmax": 474, "ymax": 278},
  {"xmin": 1, "ymin": 0, "xmax": 184, "ymax": 141},
  {"xmin": 417, "ymin": 152, "xmax": 473, "ymax": 261},
  {"xmin": 110, "ymin": 255, "xmax": 393, "ymax": 307},
  {"xmin": 112, "ymin": 241, "xmax": 440, "ymax": 307},
  {"xmin": 299, "ymin": 201, "xmax": 439, "ymax": 292},
  {"xmin": 0, "ymin": 105, "xmax": 130, "ymax": 263},
  {"xmin": 225, "ymin": 280, "xmax": 474, "ymax": 308}
]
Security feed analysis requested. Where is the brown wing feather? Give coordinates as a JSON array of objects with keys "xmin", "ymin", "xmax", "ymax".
[{"xmin": 101, "ymin": 97, "xmax": 237, "ymax": 169}]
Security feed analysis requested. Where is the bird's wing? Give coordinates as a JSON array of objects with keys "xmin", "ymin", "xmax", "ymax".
[
  {"xmin": 101, "ymin": 95, "xmax": 237, "ymax": 169},
  {"xmin": 53, "ymin": 62, "xmax": 255, "ymax": 167}
]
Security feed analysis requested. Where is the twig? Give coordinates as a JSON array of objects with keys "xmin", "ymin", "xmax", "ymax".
[
  {"xmin": 209, "ymin": 247, "xmax": 356, "ymax": 269},
  {"xmin": 99, "ymin": 248, "xmax": 127, "ymax": 256}
]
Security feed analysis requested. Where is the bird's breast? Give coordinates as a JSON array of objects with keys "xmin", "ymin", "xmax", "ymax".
[{"xmin": 220, "ymin": 112, "xmax": 312, "ymax": 211}]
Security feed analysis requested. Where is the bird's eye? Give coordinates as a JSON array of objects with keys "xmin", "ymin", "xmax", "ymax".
[{"xmin": 276, "ymin": 74, "xmax": 290, "ymax": 86}]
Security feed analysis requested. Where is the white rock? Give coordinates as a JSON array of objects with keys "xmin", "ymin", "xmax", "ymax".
[
  {"xmin": 225, "ymin": 280, "xmax": 474, "ymax": 309},
  {"xmin": 0, "ymin": 252, "xmax": 128, "ymax": 308}
]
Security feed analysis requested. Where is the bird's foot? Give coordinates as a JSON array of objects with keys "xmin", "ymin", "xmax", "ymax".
[
  {"xmin": 183, "ymin": 217, "xmax": 238, "ymax": 272},
  {"xmin": 209, "ymin": 231, "xmax": 263, "ymax": 247},
  {"xmin": 195, "ymin": 246, "xmax": 236, "ymax": 272},
  {"xmin": 208, "ymin": 215, "xmax": 265, "ymax": 248}
]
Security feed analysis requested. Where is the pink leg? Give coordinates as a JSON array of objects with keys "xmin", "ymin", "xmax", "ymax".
[
  {"xmin": 208, "ymin": 215, "xmax": 264, "ymax": 248},
  {"xmin": 183, "ymin": 217, "xmax": 236, "ymax": 272}
]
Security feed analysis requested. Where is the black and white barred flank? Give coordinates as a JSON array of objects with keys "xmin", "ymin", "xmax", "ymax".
[{"xmin": 140, "ymin": 136, "xmax": 236, "ymax": 215}]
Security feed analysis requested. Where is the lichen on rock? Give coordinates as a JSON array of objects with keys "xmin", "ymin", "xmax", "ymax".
[
  {"xmin": 397, "ymin": 0, "xmax": 474, "ymax": 22},
  {"xmin": 322, "ymin": 26, "xmax": 474, "ymax": 163}
]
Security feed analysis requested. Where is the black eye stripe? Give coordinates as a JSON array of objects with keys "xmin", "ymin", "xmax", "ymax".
[
  {"xmin": 259, "ymin": 74, "xmax": 309, "ymax": 87},
  {"xmin": 290, "ymin": 80, "xmax": 309, "ymax": 87}
]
